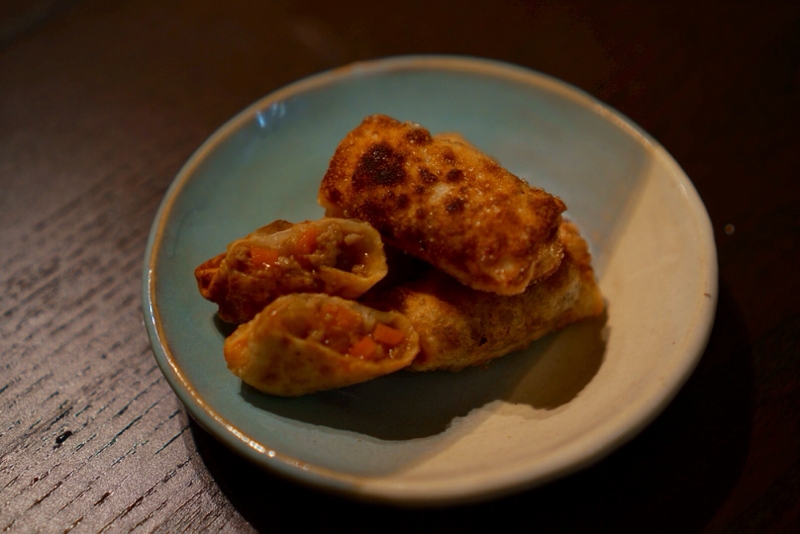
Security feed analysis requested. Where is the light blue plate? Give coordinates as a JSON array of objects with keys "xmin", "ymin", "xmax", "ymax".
[{"xmin": 143, "ymin": 56, "xmax": 717, "ymax": 505}]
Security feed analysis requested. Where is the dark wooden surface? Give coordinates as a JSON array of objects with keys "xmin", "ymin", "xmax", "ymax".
[{"xmin": 2, "ymin": 1, "xmax": 799, "ymax": 532}]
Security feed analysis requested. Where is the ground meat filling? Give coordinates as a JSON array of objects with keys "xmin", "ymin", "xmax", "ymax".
[
  {"xmin": 279, "ymin": 299, "xmax": 405, "ymax": 361},
  {"xmin": 243, "ymin": 223, "xmax": 372, "ymax": 278}
]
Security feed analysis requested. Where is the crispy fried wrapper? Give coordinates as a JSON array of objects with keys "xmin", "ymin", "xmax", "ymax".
[
  {"xmin": 224, "ymin": 294, "xmax": 419, "ymax": 396},
  {"xmin": 319, "ymin": 114, "xmax": 566, "ymax": 295},
  {"xmin": 195, "ymin": 218, "xmax": 388, "ymax": 324},
  {"xmin": 366, "ymin": 221, "xmax": 604, "ymax": 372}
]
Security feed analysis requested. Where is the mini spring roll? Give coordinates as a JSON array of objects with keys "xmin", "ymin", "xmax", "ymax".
[
  {"xmin": 224, "ymin": 294, "xmax": 420, "ymax": 396},
  {"xmin": 319, "ymin": 114, "xmax": 566, "ymax": 295},
  {"xmin": 195, "ymin": 218, "xmax": 388, "ymax": 324},
  {"xmin": 368, "ymin": 221, "xmax": 604, "ymax": 372}
]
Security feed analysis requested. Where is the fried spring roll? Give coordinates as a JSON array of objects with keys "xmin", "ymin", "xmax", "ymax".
[
  {"xmin": 319, "ymin": 114, "xmax": 566, "ymax": 295},
  {"xmin": 224, "ymin": 294, "xmax": 419, "ymax": 396},
  {"xmin": 195, "ymin": 218, "xmax": 388, "ymax": 324},
  {"xmin": 368, "ymin": 221, "xmax": 604, "ymax": 372}
]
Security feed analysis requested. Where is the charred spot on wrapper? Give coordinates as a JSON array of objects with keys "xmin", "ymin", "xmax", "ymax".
[
  {"xmin": 445, "ymin": 197, "xmax": 465, "ymax": 214},
  {"xmin": 406, "ymin": 128, "xmax": 432, "ymax": 145},
  {"xmin": 446, "ymin": 169, "xmax": 464, "ymax": 182},
  {"xmin": 352, "ymin": 143, "xmax": 407, "ymax": 190},
  {"xmin": 419, "ymin": 167, "xmax": 438, "ymax": 184}
]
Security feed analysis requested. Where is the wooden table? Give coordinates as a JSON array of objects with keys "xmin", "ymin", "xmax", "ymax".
[{"xmin": 2, "ymin": 1, "xmax": 798, "ymax": 531}]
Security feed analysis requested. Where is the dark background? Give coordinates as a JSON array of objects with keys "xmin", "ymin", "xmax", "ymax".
[{"xmin": 1, "ymin": 1, "xmax": 798, "ymax": 532}]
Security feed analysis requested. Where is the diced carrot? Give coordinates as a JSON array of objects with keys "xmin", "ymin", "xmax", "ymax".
[
  {"xmin": 293, "ymin": 225, "xmax": 319, "ymax": 256},
  {"xmin": 348, "ymin": 336, "xmax": 378, "ymax": 359},
  {"xmin": 321, "ymin": 303, "xmax": 362, "ymax": 330},
  {"xmin": 250, "ymin": 246, "xmax": 280, "ymax": 265},
  {"xmin": 372, "ymin": 323, "xmax": 404, "ymax": 345},
  {"xmin": 321, "ymin": 302, "xmax": 340, "ymax": 317}
]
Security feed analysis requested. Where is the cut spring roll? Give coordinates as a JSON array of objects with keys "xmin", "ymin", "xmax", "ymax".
[
  {"xmin": 195, "ymin": 218, "xmax": 388, "ymax": 324},
  {"xmin": 319, "ymin": 114, "xmax": 566, "ymax": 295},
  {"xmin": 224, "ymin": 294, "xmax": 420, "ymax": 396},
  {"xmin": 368, "ymin": 221, "xmax": 604, "ymax": 372}
]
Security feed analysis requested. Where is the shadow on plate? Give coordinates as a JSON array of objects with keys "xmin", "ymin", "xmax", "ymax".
[
  {"xmin": 236, "ymin": 310, "xmax": 607, "ymax": 441},
  {"xmin": 189, "ymin": 284, "xmax": 753, "ymax": 531}
]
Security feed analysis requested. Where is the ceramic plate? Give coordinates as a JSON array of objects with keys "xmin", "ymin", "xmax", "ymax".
[{"xmin": 143, "ymin": 55, "xmax": 717, "ymax": 505}]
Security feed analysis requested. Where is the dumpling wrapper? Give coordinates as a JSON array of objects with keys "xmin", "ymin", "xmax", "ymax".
[
  {"xmin": 319, "ymin": 114, "xmax": 566, "ymax": 295},
  {"xmin": 367, "ymin": 221, "xmax": 604, "ymax": 372},
  {"xmin": 195, "ymin": 218, "xmax": 388, "ymax": 324},
  {"xmin": 224, "ymin": 294, "xmax": 419, "ymax": 396}
]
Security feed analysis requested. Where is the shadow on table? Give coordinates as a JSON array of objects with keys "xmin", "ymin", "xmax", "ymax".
[{"xmin": 190, "ymin": 281, "xmax": 754, "ymax": 532}]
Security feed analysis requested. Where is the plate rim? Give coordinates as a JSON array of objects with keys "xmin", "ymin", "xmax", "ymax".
[{"xmin": 142, "ymin": 54, "xmax": 718, "ymax": 505}]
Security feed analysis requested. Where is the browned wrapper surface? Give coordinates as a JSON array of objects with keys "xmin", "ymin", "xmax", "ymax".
[
  {"xmin": 319, "ymin": 115, "xmax": 566, "ymax": 295},
  {"xmin": 365, "ymin": 221, "xmax": 604, "ymax": 372}
]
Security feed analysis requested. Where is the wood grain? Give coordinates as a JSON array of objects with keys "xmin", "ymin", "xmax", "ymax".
[{"xmin": 1, "ymin": 0, "xmax": 798, "ymax": 531}]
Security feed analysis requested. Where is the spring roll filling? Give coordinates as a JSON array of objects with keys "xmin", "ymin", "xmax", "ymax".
[
  {"xmin": 277, "ymin": 298, "xmax": 405, "ymax": 361},
  {"xmin": 236, "ymin": 222, "xmax": 373, "ymax": 278}
]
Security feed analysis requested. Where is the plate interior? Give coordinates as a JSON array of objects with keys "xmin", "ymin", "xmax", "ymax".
[{"xmin": 144, "ymin": 56, "xmax": 716, "ymax": 504}]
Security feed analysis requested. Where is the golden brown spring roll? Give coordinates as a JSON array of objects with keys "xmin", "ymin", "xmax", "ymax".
[
  {"xmin": 195, "ymin": 218, "xmax": 388, "ymax": 324},
  {"xmin": 367, "ymin": 221, "xmax": 604, "ymax": 372},
  {"xmin": 224, "ymin": 294, "xmax": 420, "ymax": 396},
  {"xmin": 319, "ymin": 114, "xmax": 566, "ymax": 295}
]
